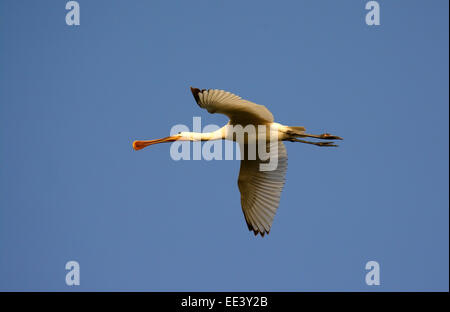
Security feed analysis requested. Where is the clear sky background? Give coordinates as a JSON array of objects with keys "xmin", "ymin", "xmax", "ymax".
[{"xmin": 0, "ymin": 0, "xmax": 448, "ymax": 291}]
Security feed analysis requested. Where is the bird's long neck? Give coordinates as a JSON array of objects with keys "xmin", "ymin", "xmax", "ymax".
[{"xmin": 184, "ymin": 127, "xmax": 225, "ymax": 141}]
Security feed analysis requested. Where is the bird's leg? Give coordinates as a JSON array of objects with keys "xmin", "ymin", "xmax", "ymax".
[
  {"xmin": 298, "ymin": 133, "xmax": 343, "ymax": 140},
  {"xmin": 289, "ymin": 138, "xmax": 338, "ymax": 147}
]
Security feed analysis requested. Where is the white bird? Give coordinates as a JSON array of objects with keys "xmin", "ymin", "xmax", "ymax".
[{"xmin": 133, "ymin": 87, "xmax": 342, "ymax": 236}]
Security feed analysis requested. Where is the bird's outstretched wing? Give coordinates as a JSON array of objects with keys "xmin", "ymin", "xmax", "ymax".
[
  {"xmin": 237, "ymin": 141, "xmax": 288, "ymax": 236},
  {"xmin": 190, "ymin": 87, "xmax": 274, "ymax": 125}
]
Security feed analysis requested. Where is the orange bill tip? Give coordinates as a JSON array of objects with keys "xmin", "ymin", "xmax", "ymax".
[{"xmin": 132, "ymin": 136, "xmax": 180, "ymax": 151}]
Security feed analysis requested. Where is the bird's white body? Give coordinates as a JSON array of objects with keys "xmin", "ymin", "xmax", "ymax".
[
  {"xmin": 180, "ymin": 122, "xmax": 291, "ymax": 144},
  {"xmin": 133, "ymin": 87, "xmax": 342, "ymax": 237}
]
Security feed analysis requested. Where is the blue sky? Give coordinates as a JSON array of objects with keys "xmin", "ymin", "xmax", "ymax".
[{"xmin": 0, "ymin": 0, "xmax": 448, "ymax": 291}]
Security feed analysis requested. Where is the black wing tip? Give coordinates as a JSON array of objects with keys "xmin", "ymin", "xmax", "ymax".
[
  {"xmin": 190, "ymin": 86, "xmax": 206, "ymax": 105},
  {"xmin": 244, "ymin": 216, "xmax": 270, "ymax": 237},
  {"xmin": 253, "ymin": 229, "xmax": 269, "ymax": 237},
  {"xmin": 248, "ymin": 225, "xmax": 270, "ymax": 237}
]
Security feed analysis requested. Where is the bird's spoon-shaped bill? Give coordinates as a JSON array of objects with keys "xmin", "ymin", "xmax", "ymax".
[{"xmin": 133, "ymin": 136, "xmax": 181, "ymax": 151}]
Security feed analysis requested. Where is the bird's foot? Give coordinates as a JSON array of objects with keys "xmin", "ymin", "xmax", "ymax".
[
  {"xmin": 315, "ymin": 141, "xmax": 338, "ymax": 147},
  {"xmin": 290, "ymin": 138, "xmax": 338, "ymax": 147},
  {"xmin": 319, "ymin": 133, "xmax": 343, "ymax": 140}
]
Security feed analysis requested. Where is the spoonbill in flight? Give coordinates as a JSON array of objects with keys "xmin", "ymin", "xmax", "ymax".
[{"xmin": 133, "ymin": 87, "xmax": 342, "ymax": 236}]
